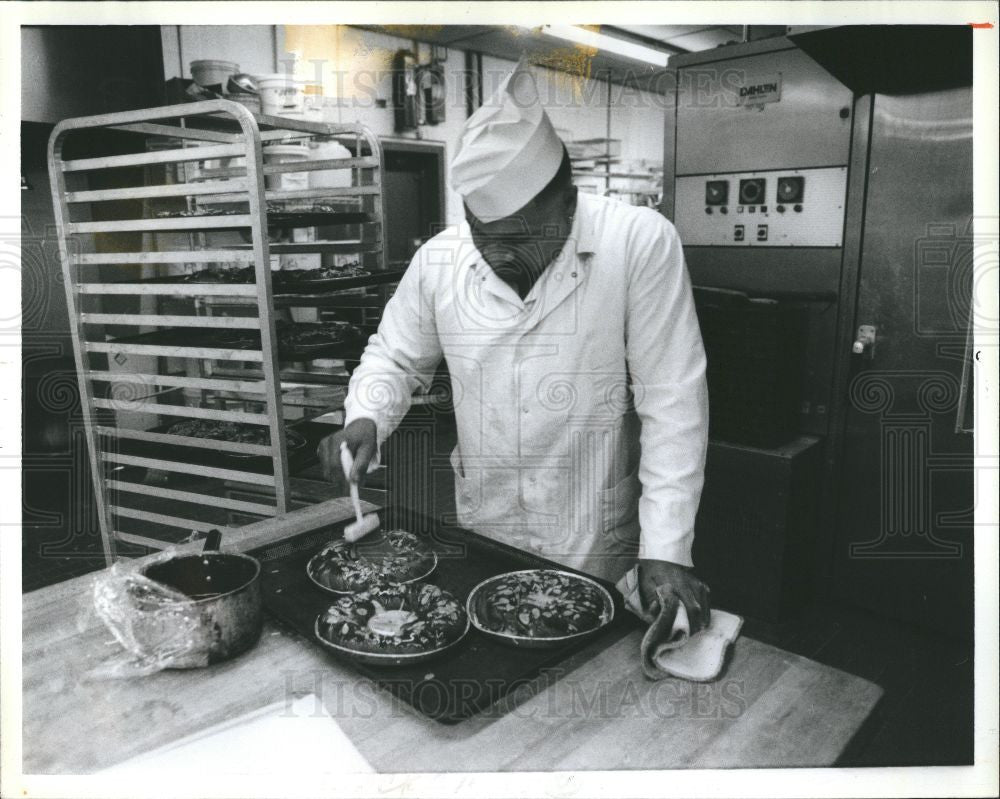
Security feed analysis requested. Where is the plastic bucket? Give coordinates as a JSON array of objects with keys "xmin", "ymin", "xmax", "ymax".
[
  {"xmin": 191, "ymin": 60, "xmax": 239, "ymax": 89},
  {"xmin": 307, "ymin": 137, "xmax": 353, "ymax": 190},
  {"xmin": 263, "ymin": 144, "xmax": 309, "ymax": 192},
  {"xmin": 257, "ymin": 73, "xmax": 304, "ymax": 115}
]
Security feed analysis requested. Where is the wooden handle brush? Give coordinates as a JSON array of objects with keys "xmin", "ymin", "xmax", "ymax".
[{"xmin": 339, "ymin": 441, "xmax": 381, "ymax": 542}]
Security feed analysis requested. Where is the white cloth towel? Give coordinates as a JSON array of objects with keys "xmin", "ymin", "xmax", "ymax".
[{"xmin": 616, "ymin": 565, "xmax": 743, "ymax": 682}]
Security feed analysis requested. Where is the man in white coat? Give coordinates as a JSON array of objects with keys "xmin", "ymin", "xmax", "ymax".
[{"xmin": 319, "ymin": 61, "xmax": 711, "ymax": 631}]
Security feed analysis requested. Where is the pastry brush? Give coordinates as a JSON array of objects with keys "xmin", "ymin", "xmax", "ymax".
[{"xmin": 340, "ymin": 441, "xmax": 381, "ymax": 542}]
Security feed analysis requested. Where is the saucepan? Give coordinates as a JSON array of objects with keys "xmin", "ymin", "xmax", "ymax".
[{"xmin": 139, "ymin": 529, "xmax": 263, "ymax": 666}]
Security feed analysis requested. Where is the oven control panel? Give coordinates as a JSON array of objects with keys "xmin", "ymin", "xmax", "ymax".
[{"xmin": 673, "ymin": 166, "xmax": 847, "ymax": 247}]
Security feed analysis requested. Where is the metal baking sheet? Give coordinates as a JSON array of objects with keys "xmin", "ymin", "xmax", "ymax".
[
  {"xmin": 149, "ymin": 209, "xmax": 371, "ymax": 229},
  {"xmin": 251, "ymin": 508, "xmax": 637, "ymax": 724},
  {"xmin": 137, "ymin": 268, "xmax": 403, "ymax": 296},
  {"xmin": 111, "ymin": 421, "xmax": 327, "ymax": 475},
  {"xmin": 272, "ymin": 268, "xmax": 405, "ymax": 296},
  {"xmin": 108, "ymin": 325, "xmax": 365, "ymax": 361}
]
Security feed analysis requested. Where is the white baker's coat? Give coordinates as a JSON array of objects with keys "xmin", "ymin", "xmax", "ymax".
[{"xmin": 344, "ymin": 192, "xmax": 708, "ymax": 582}]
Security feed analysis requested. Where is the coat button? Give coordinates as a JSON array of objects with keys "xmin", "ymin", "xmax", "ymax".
[{"xmin": 571, "ymin": 271, "xmax": 577, "ymax": 278}]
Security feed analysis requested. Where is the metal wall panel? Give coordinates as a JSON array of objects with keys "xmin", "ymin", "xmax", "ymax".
[
  {"xmin": 675, "ymin": 47, "xmax": 854, "ymax": 175},
  {"xmin": 830, "ymin": 88, "xmax": 974, "ymax": 635}
]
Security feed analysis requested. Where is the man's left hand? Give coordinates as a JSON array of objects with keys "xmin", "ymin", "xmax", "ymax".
[{"xmin": 638, "ymin": 558, "xmax": 711, "ymax": 634}]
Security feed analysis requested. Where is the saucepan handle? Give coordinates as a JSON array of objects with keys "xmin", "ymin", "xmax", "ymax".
[{"xmin": 203, "ymin": 528, "xmax": 223, "ymax": 552}]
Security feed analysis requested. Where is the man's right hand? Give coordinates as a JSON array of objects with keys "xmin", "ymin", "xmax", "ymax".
[{"xmin": 317, "ymin": 418, "xmax": 379, "ymax": 489}]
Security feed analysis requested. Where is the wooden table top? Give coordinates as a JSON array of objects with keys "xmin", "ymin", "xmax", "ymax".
[{"xmin": 21, "ymin": 499, "xmax": 883, "ymax": 774}]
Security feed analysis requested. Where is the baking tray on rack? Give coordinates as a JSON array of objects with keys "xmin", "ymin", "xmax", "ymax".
[
  {"xmin": 250, "ymin": 507, "xmax": 637, "ymax": 724},
  {"xmin": 109, "ymin": 420, "xmax": 332, "ymax": 475},
  {"xmin": 152, "ymin": 208, "xmax": 372, "ymax": 229},
  {"xmin": 272, "ymin": 268, "xmax": 403, "ymax": 296},
  {"xmin": 123, "ymin": 268, "xmax": 402, "ymax": 296},
  {"xmin": 106, "ymin": 323, "xmax": 366, "ymax": 361}
]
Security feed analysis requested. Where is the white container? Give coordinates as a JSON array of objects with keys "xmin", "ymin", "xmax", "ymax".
[
  {"xmin": 191, "ymin": 60, "xmax": 239, "ymax": 89},
  {"xmin": 307, "ymin": 137, "xmax": 353, "ymax": 190},
  {"xmin": 256, "ymin": 73, "xmax": 303, "ymax": 115},
  {"xmin": 263, "ymin": 144, "xmax": 309, "ymax": 192}
]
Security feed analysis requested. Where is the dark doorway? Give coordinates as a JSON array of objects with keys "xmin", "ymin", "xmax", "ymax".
[{"xmin": 381, "ymin": 139, "xmax": 447, "ymax": 267}]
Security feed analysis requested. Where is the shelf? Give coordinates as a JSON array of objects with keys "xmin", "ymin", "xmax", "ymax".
[
  {"xmin": 104, "ymin": 323, "xmax": 367, "ymax": 362},
  {"xmin": 269, "ymin": 241, "xmax": 381, "ymax": 255},
  {"xmin": 573, "ymin": 170, "xmax": 661, "ymax": 179},
  {"xmin": 82, "ymin": 209, "xmax": 375, "ymax": 232},
  {"xmin": 274, "ymin": 293, "xmax": 387, "ymax": 309},
  {"xmin": 61, "ymin": 142, "xmax": 245, "ymax": 172},
  {"xmin": 276, "ymin": 210, "xmax": 375, "ymax": 227},
  {"xmin": 213, "ymin": 367, "xmax": 352, "ymax": 387},
  {"xmin": 272, "ymin": 267, "xmax": 403, "ymax": 295},
  {"xmin": 570, "ymin": 156, "xmax": 621, "ymax": 165},
  {"xmin": 97, "ymin": 267, "xmax": 403, "ymax": 297},
  {"xmin": 105, "ymin": 420, "xmax": 330, "ymax": 477},
  {"xmin": 49, "ymin": 100, "xmax": 389, "ymax": 556}
]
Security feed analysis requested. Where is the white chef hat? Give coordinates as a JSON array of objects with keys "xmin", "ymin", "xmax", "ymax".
[{"xmin": 451, "ymin": 59, "xmax": 564, "ymax": 223}]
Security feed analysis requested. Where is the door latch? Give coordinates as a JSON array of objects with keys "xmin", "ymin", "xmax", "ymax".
[{"xmin": 852, "ymin": 325, "xmax": 877, "ymax": 359}]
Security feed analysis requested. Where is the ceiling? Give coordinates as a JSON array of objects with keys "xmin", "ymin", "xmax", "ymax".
[
  {"xmin": 611, "ymin": 24, "xmax": 745, "ymax": 54},
  {"xmin": 355, "ymin": 25, "xmax": 788, "ymax": 95}
]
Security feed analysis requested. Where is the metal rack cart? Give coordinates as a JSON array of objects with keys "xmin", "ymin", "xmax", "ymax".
[{"xmin": 48, "ymin": 100, "xmax": 397, "ymax": 561}]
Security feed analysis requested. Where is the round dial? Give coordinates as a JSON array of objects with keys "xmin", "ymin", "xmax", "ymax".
[
  {"xmin": 777, "ymin": 176, "xmax": 805, "ymax": 203},
  {"xmin": 705, "ymin": 180, "xmax": 729, "ymax": 205},
  {"xmin": 739, "ymin": 178, "xmax": 766, "ymax": 205}
]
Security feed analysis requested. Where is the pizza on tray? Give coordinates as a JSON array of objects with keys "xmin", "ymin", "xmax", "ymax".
[
  {"xmin": 275, "ymin": 262, "xmax": 370, "ymax": 288},
  {"xmin": 470, "ymin": 569, "xmax": 612, "ymax": 640},
  {"xmin": 165, "ymin": 420, "xmax": 305, "ymax": 452},
  {"xmin": 275, "ymin": 320, "xmax": 363, "ymax": 353},
  {"xmin": 180, "ymin": 265, "xmax": 255, "ymax": 283},
  {"xmin": 307, "ymin": 529, "xmax": 436, "ymax": 594},
  {"xmin": 315, "ymin": 581, "xmax": 467, "ymax": 658},
  {"xmin": 172, "ymin": 262, "xmax": 367, "ymax": 287}
]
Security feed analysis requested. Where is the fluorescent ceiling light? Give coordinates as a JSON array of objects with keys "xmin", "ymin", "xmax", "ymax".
[{"xmin": 539, "ymin": 25, "xmax": 670, "ymax": 68}]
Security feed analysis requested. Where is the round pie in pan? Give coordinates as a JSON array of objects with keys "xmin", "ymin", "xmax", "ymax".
[
  {"xmin": 467, "ymin": 569, "xmax": 614, "ymax": 648},
  {"xmin": 314, "ymin": 581, "xmax": 468, "ymax": 665},
  {"xmin": 307, "ymin": 529, "xmax": 437, "ymax": 594}
]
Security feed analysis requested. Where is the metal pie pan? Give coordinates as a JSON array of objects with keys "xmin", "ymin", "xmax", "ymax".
[
  {"xmin": 313, "ymin": 601, "xmax": 470, "ymax": 666},
  {"xmin": 466, "ymin": 569, "xmax": 615, "ymax": 649},
  {"xmin": 306, "ymin": 543, "xmax": 438, "ymax": 596}
]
